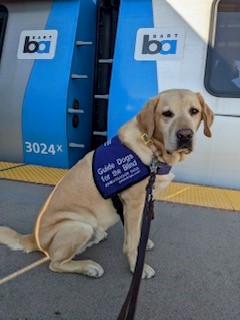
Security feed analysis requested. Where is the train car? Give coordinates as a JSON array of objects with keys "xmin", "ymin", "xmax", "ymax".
[
  {"xmin": 108, "ymin": 0, "xmax": 240, "ymax": 190},
  {"xmin": 0, "ymin": 0, "xmax": 239, "ymax": 190}
]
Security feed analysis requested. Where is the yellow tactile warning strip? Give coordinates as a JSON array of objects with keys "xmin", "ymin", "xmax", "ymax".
[
  {"xmin": 0, "ymin": 162, "xmax": 24, "ymax": 170},
  {"xmin": 156, "ymin": 182, "xmax": 240, "ymax": 212},
  {"xmin": 0, "ymin": 162, "xmax": 67, "ymax": 185},
  {"xmin": 0, "ymin": 162, "xmax": 240, "ymax": 211}
]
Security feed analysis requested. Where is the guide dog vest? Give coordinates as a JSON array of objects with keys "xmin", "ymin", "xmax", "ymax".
[{"xmin": 93, "ymin": 136, "xmax": 171, "ymax": 199}]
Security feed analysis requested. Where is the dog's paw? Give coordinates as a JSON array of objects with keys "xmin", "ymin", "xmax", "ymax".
[
  {"xmin": 142, "ymin": 264, "xmax": 155, "ymax": 279},
  {"xmin": 146, "ymin": 239, "xmax": 154, "ymax": 251},
  {"xmin": 83, "ymin": 261, "xmax": 104, "ymax": 278},
  {"xmin": 95, "ymin": 227, "xmax": 108, "ymax": 243}
]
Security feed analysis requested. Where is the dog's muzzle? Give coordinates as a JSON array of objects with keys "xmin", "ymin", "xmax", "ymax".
[{"xmin": 176, "ymin": 129, "xmax": 193, "ymax": 152}]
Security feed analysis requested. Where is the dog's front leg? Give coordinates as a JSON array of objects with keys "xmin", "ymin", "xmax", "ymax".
[{"xmin": 121, "ymin": 182, "xmax": 155, "ymax": 279}]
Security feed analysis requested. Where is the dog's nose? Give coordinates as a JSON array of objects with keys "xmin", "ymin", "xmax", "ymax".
[{"xmin": 176, "ymin": 129, "xmax": 193, "ymax": 142}]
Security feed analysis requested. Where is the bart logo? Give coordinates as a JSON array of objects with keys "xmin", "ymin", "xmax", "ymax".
[
  {"xmin": 135, "ymin": 28, "xmax": 185, "ymax": 61},
  {"xmin": 141, "ymin": 35, "xmax": 177, "ymax": 55},
  {"xmin": 18, "ymin": 30, "xmax": 58, "ymax": 59}
]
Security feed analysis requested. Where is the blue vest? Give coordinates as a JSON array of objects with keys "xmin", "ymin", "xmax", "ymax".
[{"xmin": 93, "ymin": 136, "xmax": 171, "ymax": 199}]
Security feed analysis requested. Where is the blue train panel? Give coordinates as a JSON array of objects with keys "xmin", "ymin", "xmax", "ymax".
[
  {"xmin": 0, "ymin": 0, "xmax": 96, "ymax": 168},
  {"xmin": 108, "ymin": 0, "xmax": 158, "ymax": 138}
]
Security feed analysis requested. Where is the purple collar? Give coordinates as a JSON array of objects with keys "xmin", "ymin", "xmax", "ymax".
[{"xmin": 157, "ymin": 163, "xmax": 172, "ymax": 175}]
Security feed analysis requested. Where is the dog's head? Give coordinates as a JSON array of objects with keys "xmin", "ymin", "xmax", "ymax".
[{"xmin": 137, "ymin": 89, "xmax": 214, "ymax": 157}]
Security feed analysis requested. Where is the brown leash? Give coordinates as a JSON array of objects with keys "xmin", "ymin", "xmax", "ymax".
[{"xmin": 117, "ymin": 158, "xmax": 159, "ymax": 320}]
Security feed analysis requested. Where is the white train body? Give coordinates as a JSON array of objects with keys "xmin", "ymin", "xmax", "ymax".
[{"xmin": 153, "ymin": 0, "xmax": 240, "ymax": 189}]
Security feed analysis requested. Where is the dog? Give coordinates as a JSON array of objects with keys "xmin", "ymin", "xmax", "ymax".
[{"xmin": 0, "ymin": 89, "xmax": 214, "ymax": 279}]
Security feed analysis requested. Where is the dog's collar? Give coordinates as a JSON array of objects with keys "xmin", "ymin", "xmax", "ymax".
[
  {"xmin": 141, "ymin": 134, "xmax": 172, "ymax": 175},
  {"xmin": 140, "ymin": 133, "xmax": 163, "ymax": 161},
  {"xmin": 150, "ymin": 155, "xmax": 172, "ymax": 176},
  {"xmin": 141, "ymin": 133, "xmax": 153, "ymax": 146},
  {"xmin": 156, "ymin": 162, "xmax": 172, "ymax": 175}
]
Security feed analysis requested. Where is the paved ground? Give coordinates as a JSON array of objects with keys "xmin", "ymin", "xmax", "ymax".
[{"xmin": 0, "ymin": 179, "xmax": 240, "ymax": 320}]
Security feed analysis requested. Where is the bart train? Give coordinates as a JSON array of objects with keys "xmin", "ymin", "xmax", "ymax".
[{"xmin": 0, "ymin": 0, "xmax": 239, "ymax": 189}]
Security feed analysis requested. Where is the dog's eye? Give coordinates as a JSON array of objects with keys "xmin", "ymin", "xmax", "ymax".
[
  {"xmin": 162, "ymin": 111, "xmax": 174, "ymax": 118},
  {"xmin": 190, "ymin": 107, "xmax": 199, "ymax": 116}
]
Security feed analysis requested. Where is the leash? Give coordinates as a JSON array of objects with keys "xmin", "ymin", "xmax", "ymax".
[
  {"xmin": 111, "ymin": 194, "xmax": 124, "ymax": 224},
  {"xmin": 117, "ymin": 158, "xmax": 159, "ymax": 320}
]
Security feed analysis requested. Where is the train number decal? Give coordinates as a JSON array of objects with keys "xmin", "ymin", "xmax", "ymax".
[{"xmin": 24, "ymin": 142, "xmax": 63, "ymax": 156}]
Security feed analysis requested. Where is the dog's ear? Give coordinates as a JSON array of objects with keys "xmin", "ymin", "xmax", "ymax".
[
  {"xmin": 136, "ymin": 97, "xmax": 159, "ymax": 138},
  {"xmin": 196, "ymin": 93, "xmax": 214, "ymax": 137}
]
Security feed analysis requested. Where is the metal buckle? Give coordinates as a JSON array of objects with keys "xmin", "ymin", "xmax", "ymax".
[
  {"xmin": 150, "ymin": 157, "xmax": 161, "ymax": 173},
  {"xmin": 141, "ymin": 133, "xmax": 152, "ymax": 146}
]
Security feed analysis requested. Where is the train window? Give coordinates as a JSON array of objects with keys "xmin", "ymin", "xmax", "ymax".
[
  {"xmin": 0, "ymin": 5, "xmax": 8, "ymax": 60},
  {"xmin": 205, "ymin": 0, "xmax": 240, "ymax": 97}
]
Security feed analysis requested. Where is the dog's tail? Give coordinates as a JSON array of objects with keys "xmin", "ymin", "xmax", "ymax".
[{"xmin": 0, "ymin": 226, "xmax": 39, "ymax": 253}]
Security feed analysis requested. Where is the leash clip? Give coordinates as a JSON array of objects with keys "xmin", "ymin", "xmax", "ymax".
[{"xmin": 150, "ymin": 157, "xmax": 161, "ymax": 173}]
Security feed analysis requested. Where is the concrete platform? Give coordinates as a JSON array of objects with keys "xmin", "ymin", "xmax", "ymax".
[{"xmin": 0, "ymin": 179, "xmax": 240, "ymax": 320}]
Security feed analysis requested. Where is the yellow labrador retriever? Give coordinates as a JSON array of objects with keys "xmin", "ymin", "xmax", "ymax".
[{"xmin": 0, "ymin": 89, "xmax": 214, "ymax": 279}]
